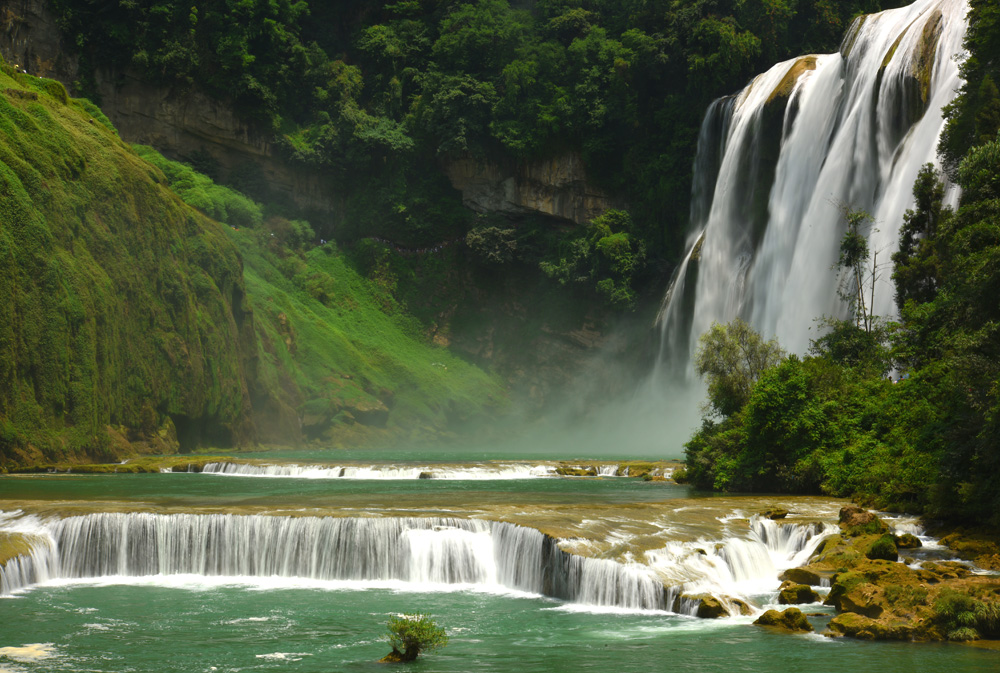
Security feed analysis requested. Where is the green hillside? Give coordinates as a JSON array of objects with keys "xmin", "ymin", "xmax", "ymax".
[{"xmin": 0, "ymin": 63, "xmax": 504, "ymax": 469}]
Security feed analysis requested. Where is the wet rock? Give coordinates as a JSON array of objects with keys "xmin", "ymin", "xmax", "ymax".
[
  {"xmin": 895, "ymin": 533, "xmax": 923, "ymax": 549},
  {"xmin": 778, "ymin": 581, "xmax": 821, "ymax": 605},
  {"xmin": 760, "ymin": 508, "xmax": 789, "ymax": 520},
  {"xmin": 730, "ymin": 598, "xmax": 754, "ymax": 616},
  {"xmin": 689, "ymin": 595, "xmax": 728, "ymax": 619},
  {"xmin": 839, "ymin": 506, "xmax": 888, "ymax": 536},
  {"xmin": 938, "ymin": 530, "xmax": 1000, "ymax": 571},
  {"xmin": 418, "ymin": 472, "xmax": 433, "ymax": 480},
  {"xmin": 826, "ymin": 612, "xmax": 913, "ymax": 641},
  {"xmin": 754, "ymin": 608, "xmax": 814, "ymax": 633},
  {"xmin": 779, "ymin": 567, "xmax": 826, "ymax": 586},
  {"xmin": 556, "ymin": 466, "xmax": 597, "ymax": 477}
]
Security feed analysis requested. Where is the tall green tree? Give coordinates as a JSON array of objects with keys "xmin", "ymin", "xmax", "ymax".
[{"xmin": 694, "ymin": 318, "xmax": 785, "ymax": 418}]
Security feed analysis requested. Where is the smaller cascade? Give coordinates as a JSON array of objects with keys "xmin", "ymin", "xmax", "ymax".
[
  {"xmin": 198, "ymin": 462, "xmax": 560, "ymax": 480},
  {"xmin": 644, "ymin": 517, "xmax": 839, "ymax": 614}
]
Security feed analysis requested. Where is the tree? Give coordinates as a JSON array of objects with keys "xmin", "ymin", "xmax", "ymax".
[
  {"xmin": 694, "ymin": 318, "xmax": 785, "ymax": 418},
  {"xmin": 380, "ymin": 614, "xmax": 448, "ymax": 663},
  {"xmin": 836, "ymin": 208, "xmax": 886, "ymax": 333},
  {"xmin": 892, "ymin": 164, "xmax": 950, "ymax": 309}
]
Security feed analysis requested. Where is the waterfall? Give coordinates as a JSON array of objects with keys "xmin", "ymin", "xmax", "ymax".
[
  {"xmin": 1, "ymin": 511, "xmax": 839, "ymax": 614},
  {"xmin": 0, "ymin": 512, "xmax": 665, "ymax": 610},
  {"xmin": 644, "ymin": 517, "xmax": 836, "ymax": 610},
  {"xmin": 198, "ymin": 462, "xmax": 560, "ymax": 480},
  {"xmin": 658, "ymin": 0, "xmax": 968, "ymax": 363}
]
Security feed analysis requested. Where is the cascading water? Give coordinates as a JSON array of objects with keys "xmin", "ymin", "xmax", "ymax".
[
  {"xmin": 0, "ymin": 512, "xmax": 666, "ymax": 610},
  {"xmin": 657, "ymin": 0, "xmax": 968, "ymax": 366},
  {"xmin": 0, "ymin": 510, "xmax": 839, "ymax": 614}
]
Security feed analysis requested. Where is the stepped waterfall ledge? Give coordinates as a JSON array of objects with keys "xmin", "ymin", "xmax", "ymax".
[
  {"xmin": 0, "ymin": 510, "xmax": 836, "ymax": 614},
  {"xmin": 657, "ymin": 0, "xmax": 969, "ymax": 361}
]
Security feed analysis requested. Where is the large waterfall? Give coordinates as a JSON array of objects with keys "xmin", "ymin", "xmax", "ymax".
[
  {"xmin": 1, "ymin": 511, "xmax": 834, "ymax": 614},
  {"xmin": 657, "ymin": 0, "xmax": 968, "ymax": 362}
]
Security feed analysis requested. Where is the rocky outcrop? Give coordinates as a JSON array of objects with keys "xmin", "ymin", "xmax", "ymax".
[
  {"xmin": 777, "ymin": 508, "xmax": 1000, "ymax": 643},
  {"xmin": 754, "ymin": 608, "xmax": 814, "ymax": 632},
  {"xmin": 0, "ymin": 0, "xmax": 76, "ymax": 82},
  {"xmin": 443, "ymin": 152, "xmax": 614, "ymax": 225},
  {"xmin": 778, "ymin": 581, "xmax": 821, "ymax": 605}
]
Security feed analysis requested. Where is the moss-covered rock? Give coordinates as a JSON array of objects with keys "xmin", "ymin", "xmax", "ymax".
[
  {"xmin": 779, "ymin": 567, "xmax": 828, "ymax": 586},
  {"xmin": 866, "ymin": 534, "xmax": 899, "ymax": 561},
  {"xmin": 760, "ymin": 507, "xmax": 789, "ymax": 520},
  {"xmin": 754, "ymin": 608, "xmax": 813, "ymax": 632},
  {"xmin": 686, "ymin": 594, "xmax": 728, "ymax": 619},
  {"xmin": 839, "ymin": 506, "xmax": 888, "ymax": 536},
  {"xmin": 778, "ymin": 581, "xmax": 821, "ymax": 605},
  {"xmin": 895, "ymin": 533, "xmax": 923, "ymax": 549}
]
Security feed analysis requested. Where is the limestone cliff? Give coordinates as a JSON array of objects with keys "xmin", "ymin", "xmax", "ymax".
[{"xmin": 443, "ymin": 152, "xmax": 615, "ymax": 225}]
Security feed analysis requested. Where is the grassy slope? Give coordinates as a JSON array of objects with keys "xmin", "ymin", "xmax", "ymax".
[
  {"xmin": 234, "ymin": 229, "xmax": 506, "ymax": 447},
  {"xmin": 0, "ymin": 64, "xmax": 258, "ymax": 468},
  {"xmin": 0, "ymin": 61, "xmax": 506, "ymax": 468}
]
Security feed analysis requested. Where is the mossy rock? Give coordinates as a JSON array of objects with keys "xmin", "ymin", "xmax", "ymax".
[
  {"xmin": 556, "ymin": 466, "xmax": 597, "ymax": 477},
  {"xmin": 0, "ymin": 532, "xmax": 40, "ymax": 566},
  {"xmin": 779, "ymin": 567, "xmax": 827, "ymax": 586},
  {"xmin": 687, "ymin": 594, "xmax": 728, "ymax": 619},
  {"xmin": 827, "ymin": 612, "xmax": 916, "ymax": 641},
  {"xmin": 754, "ymin": 608, "xmax": 813, "ymax": 632},
  {"xmin": 866, "ymin": 534, "xmax": 899, "ymax": 561},
  {"xmin": 839, "ymin": 506, "xmax": 888, "ymax": 536},
  {"xmin": 778, "ymin": 581, "xmax": 821, "ymax": 605},
  {"xmin": 895, "ymin": 533, "xmax": 922, "ymax": 549},
  {"xmin": 760, "ymin": 508, "xmax": 789, "ymax": 520}
]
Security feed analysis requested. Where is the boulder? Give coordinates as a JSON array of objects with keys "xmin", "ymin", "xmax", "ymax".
[
  {"xmin": 895, "ymin": 533, "xmax": 923, "ymax": 549},
  {"xmin": 779, "ymin": 567, "xmax": 826, "ymax": 586},
  {"xmin": 693, "ymin": 595, "xmax": 728, "ymax": 619},
  {"xmin": 760, "ymin": 508, "xmax": 789, "ymax": 520},
  {"xmin": 839, "ymin": 506, "xmax": 888, "ymax": 536},
  {"xmin": 753, "ymin": 608, "xmax": 813, "ymax": 633},
  {"xmin": 866, "ymin": 534, "xmax": 899, "ymax": 561},
  {"xmin": 778, "ymin": 581, "xmax": 821, "ymax": 605}
]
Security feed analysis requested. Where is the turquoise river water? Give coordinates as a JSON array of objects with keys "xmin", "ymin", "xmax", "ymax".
[{"xmin": 0, "ymin": 452, "xmax": 996, "ymax": 672}]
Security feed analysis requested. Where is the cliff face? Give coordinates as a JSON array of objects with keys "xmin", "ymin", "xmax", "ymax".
[
  {"xmin": 0, "ymin": 0, "xmax": 337, "ymax": 218},
  {"xmin": 443, "ymin": 152, "xmax": 614, "ymax": 225},
  {"xmin": 1, "ymin": 0, "xmax": 615, "ymax": 229}
]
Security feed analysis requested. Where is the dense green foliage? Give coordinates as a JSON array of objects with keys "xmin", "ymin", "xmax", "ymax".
[
  {"xmin": 384, "ymin": 614, "xmax": 448, "ymax": 661},
  {"xmin": 685, "ymin": 0, "xmax": 1000, "ymax": 526},
  {"xmin": 934, "ymin": 589, "xmax": 1000, "ymax": 641},
  {"xmin": 0, "ymin": 59, "xmax": 504, "ymax": 466},
  {"xmin": 133, "ymin": 147, "xmax": 506, "ymax": 446},
  {"xmin": 47, "ymin": 0, "xmax": 906, "ymax": 271},
  {"xmin": 0, "ymin": 63, "xmax": 255, "ymax": 465}
]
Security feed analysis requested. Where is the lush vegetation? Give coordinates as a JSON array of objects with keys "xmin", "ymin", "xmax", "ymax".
[
  {"xmin": 382, "ymin": 614, "xmax": 448, "ymax": 662},
  {"xmin": 47, "ymin": 0, "xmax": 907, "ymax": 302},
  {"xmin": 0, "ymin": 60, "xmax": 504, "ymax": 468},
  {"xmin": 685, "ymin": 0, "xmax": 1000, "ymax": 528},
  {"xmin": 131, "ymin": 146, "xmax": 506, "ymax": 447},
  {"xmin": 0, "ymin": 63, "xmax": 255, "ymax": 465}
]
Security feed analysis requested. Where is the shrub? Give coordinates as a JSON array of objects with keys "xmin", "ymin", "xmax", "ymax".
[{"xmin": 381, "ymin": 614, "xmax": 448, "ymax": 663}]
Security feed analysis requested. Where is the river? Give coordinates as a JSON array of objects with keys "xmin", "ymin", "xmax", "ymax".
[{"xmin": 1, "ymin": 451, "xmax": 996, "ymax": 672}]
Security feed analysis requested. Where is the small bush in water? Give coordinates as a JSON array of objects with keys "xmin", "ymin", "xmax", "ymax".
[{"xmin": 380, "ymin": 614, "xmax": 448, "ymax": 663}]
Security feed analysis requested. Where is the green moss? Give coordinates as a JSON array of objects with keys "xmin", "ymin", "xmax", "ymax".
[
  {"xmin": 0, "ymin": 532, "xmax": 37, "ymax": 566},
  {"xmin": 0, "ymin": 68, "xmax": 256, "ymax": 466},
  {"xmin": 866, "ymin": 534, "xmax": 899, "ymax": 561}
]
